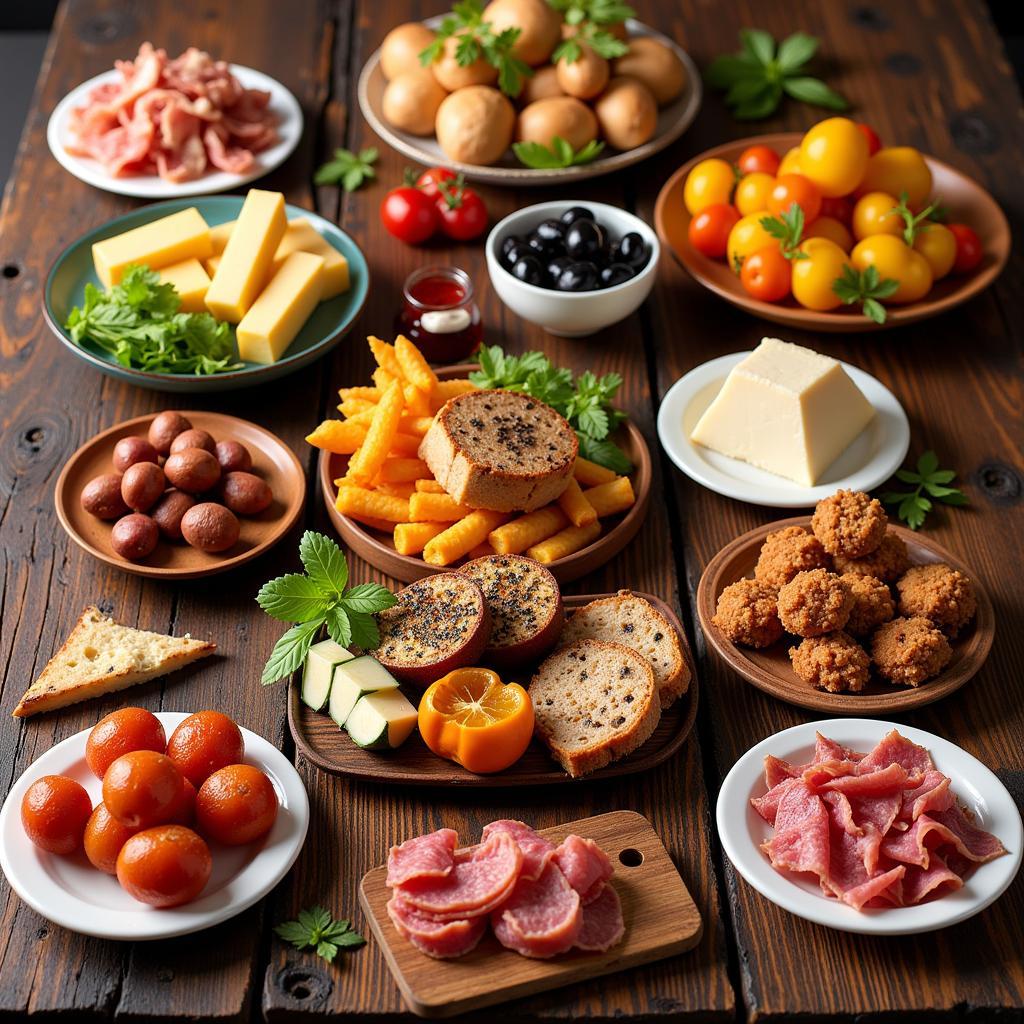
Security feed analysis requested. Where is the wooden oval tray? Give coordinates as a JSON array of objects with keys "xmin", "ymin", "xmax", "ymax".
[
  {"xmin": 696, "ymin": 518, "xmax": 994, "ymax": 714},
  {"xmin": 318, "ymin": 365, "xmax": 652, "ymax": 584},
  {"xmin": 289, "ymin": 592, "xmax": 698, "ymax": 786}
]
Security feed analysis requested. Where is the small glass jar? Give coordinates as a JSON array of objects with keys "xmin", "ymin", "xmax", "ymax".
[{"xmin": 395, "ymin": 266, "xmax": 482, "ymax": 364}]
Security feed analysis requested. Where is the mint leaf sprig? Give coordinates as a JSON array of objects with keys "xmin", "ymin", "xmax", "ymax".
[
  {"xmin": 513, "ymin": 137, "xmax": 605, "ymax": 169},
  {"xmin": 832, "ymin": 264, "xmax": 899, "ymax": 324},
  {"xmin": 314, "ymin": 147, "xmax": 378, "ymax": 192},
  {"xmin": 275, "ymin": 906, "xmax": 366, "ymax": 963},
  {"xmin": 879, "ymin": 451, "xmax": 968, "ymax": 530},
  {"xmin": 257, "ymin": 532, "xmax": 396, "ymax": 685}
]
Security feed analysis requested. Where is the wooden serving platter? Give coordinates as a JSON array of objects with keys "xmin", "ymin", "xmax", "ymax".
[
  {"xmin": 696, "ymin": 518, "xmax": 994, "ymax": 714},
  {"xmin": 289, "ymin": 592, "xmax": 698, "ymax": 786},
  {"xmin": 359, "ymin": 811, "xmax": 703, "ymax": 1018}
]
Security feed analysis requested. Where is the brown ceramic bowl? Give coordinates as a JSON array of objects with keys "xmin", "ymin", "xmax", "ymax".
[{"xmin": 654, "ymin": 132, "xmax": 1010, "ymax": 332}]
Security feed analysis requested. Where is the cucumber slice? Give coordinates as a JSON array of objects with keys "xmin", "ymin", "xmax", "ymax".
[
  {"xmin": 301, "ymin": 639, "xmax": 354, "ymax": 712},
  {"xmin": 328, "ymin": 655, "xmax": 400, "ymax": 728},
  {"xmin": 345, "ymin": 689, "xmax": 418, "ymax": 750}
]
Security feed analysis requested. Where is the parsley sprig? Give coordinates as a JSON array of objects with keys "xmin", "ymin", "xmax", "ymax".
[
  {"xmin": 257, "ymin": 532, "xmax": 396, "ymax": 685},
  {"xmin": 890, "ymin": 190, "xmax": 942, "ymax": 246},
  {"xmin": 275, "ymin": 906, "xmax": 366, "ymax": 963},
  {"xmin": 550, "ymin": 0, "xmax": 633, "ymax": 62},
  {"xmin": 879, "ymin": 451, "xmax": 968, "ymax": 530},
  {"xmin": 759, "ymin": 203, "xmax": 807, "ymax": 261},
  {"xmin": 314, "ymin": 147, "xmax": 378, "ymax": 192},
  {"xmin": 512, "ymin": 136, "xmax": 605, "ymax": 169},
  {"xmin": 469, "ymin": 346, "xmax": 632, "ymax": 474},
  {"xmin": 832, "ymin": 265, "xmax": 899, "ymax": 324}
]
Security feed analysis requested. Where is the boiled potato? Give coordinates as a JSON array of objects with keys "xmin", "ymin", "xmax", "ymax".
[
  {"xmin": 431, "ymin": 34, "xmax": 498, "ymax": 91},
  {"xmin": 383, "ymin": 69, "xmax": 448, "ymax": 135},
  {"xmin": 380, "ymin": 23, "xmax": 437, "ymax": 82},
  {"xmin": 436, "ymin": 86, "xmax": 515, "ymax": 165},
  {"xmin": 556, "ymin": 43, "xmax": 609, "ymax": 100},
  {"xmin": 594, "ymin": 76, "xmax": 657, "ymax": 150},
  {"xmin": 483, "ymin": 0, "xmax": 561, "ymax": 66},
  {"xmin": 519, "ymin": 64, "xmax": 564, "ymax": 104},
  {"xmin": 613, "ymin": 37, "xmax": 686, "ymax": 105},
  {"xmin": 517, "ymin": 97, "xmax": 598, "ymax": 151}
]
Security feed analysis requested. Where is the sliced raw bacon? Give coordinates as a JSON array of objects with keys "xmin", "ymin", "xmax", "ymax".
[
  {"xmin": 575, "ymin": 883, "xmax": 625, "ymax": 952},
  {"xmin": 857, "ymin": 729, "xmax": 934, "ymax": 777},
  {"xmin": 492, "ymin": 861, "xmax": 581, "ymax": 958},
  {"xmin": 386, "ymin": 828, "xmax": 458, "ymax": 888},
  {"xmin": 386, "ymin": 896, "xmax": 487, "ymax": 959},
  {"xmin": 481, "ymin": 820, "xmax": 555, "ymax": 882},
  {"xmin": 552, "ymin": 835, "xmax": 614, "ymax": 899}
]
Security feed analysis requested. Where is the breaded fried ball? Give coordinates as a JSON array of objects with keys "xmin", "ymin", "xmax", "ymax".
[
  {"xmin": 871, "ymin": 616, "xmax": 952, "ymax": 687},
  {"xmin": 789, "ymin": 632, "xmax": 870, "ymax": 693},
  {"xmin": 811, "ymin": 489, "xmax": 888, "ymax": 558},
  {"xmin": 833, "ymin": 531, "xmax": 910, "ymax": 585},
  {"xmin": 712, "ymin": 578, "xmax": 783, "ymax": 648},
  {"xmin": 896, "ymin": 563, "xmax": 977, "ymax": 637},
  {"xmin": 754, "ymin": 526, "xmax": 830, "ymax": 590},
  {"xmin": 841, "ymin": 573, "xmax": 895, "ymax": 637},
  {"xmin": 777, "ymin": 569, "xmax": 854, "ymax": 637}
]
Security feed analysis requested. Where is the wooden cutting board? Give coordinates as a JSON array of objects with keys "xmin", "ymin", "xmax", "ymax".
[{"xmin": 358, "ymin": 811, "xmax": 702, "ymax": 1018}]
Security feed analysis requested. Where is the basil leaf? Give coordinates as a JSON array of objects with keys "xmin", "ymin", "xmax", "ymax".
[
  {"xmin": 740, "ymin": 28, "xmax": 775, "ymax": 65},
  {"xmin": 776, "ymin": 32, "xmax": 818, "ymax": 73},
  {"xmin": 781, "ymin": 76, "xmax": 849, "ymax": 111}
]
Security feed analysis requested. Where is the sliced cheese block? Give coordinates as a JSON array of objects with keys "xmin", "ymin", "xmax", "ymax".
[
  {"xmin": 93, "ymin": 207, "xmax": 212, "ymax": 288},
  {"xmin": 204, "ymin": 254, "xmax": 222, "ymax": 276},
  {"xmin": 301, "ymin": 638, "xmax": 355, "ymax": 712},
  {"xmin": 690, "ymin": 337, "xmax": 876, "ymax": 486},
  {"xmin": 272, "ymin": 219, "xmax": 350, "ymax": 298},
  {"xmin": 205, "ymin": 189, "xmax": 287, "ymax": 323},
  {"xmin": 209, "ymin": 219, "xmax": 236, "ymax": 255},
  {"xmin": 328, "ymin": 655, "xmax": 399, "ymax": 727},
  {"xmin": 236, "ymin": 251, "xmax": 324, "ymax": 364},
  {"xmin": 157, "ymin": 257, "xmax": 211, "ymax": 313},
  {"xmin": 344, "ymin": 688, "xmax": 417, "ymax": 749}
]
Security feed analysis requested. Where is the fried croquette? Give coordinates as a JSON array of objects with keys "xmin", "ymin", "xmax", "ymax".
[
  {"xmin": 713, "ymin": 578, "xmax": 783, "ymax": 648},
  {"xmin": 870, "ymin": 616, "xmax": 952, "ymax": 687},
  {"xmin": 833, "ymin": 531, "xmax": 910, "ymax": 584},
  {"xmin": 754, "ymin": 526, "xmax": 830, "ymax": 590},
  {"xmin": 896, "ymin": 562, "xmax": 977, "ymax": 637},
  {"xmin": 789, "ymin": 632, "xmax": 870, "ymax": 693},
  {"xmin": 841, "ymin": 573, "xmax": 895, "ymax": 637},
  {"xmin": 811, "ymin": 489, "xmax": 888, "ymax": 558},
  {"xmin": 777, "ymin": 569, "xmax": 854, "ymax": 637}
]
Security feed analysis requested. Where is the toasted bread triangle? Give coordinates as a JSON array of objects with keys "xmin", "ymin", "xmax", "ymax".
[{"xmin": 13, "ymin": 606, "xmax": 216, "ymax": 717}]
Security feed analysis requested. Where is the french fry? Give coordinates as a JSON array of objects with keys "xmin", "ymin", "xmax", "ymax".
[
  {"xmin": 339, "ymin": 386, "xmax": 380, "ymax": 403},
  {"xmin": 306, "ymin": 419, "xmax": 367, "ymax": 455},
  {"xmin": 395, "ymin": 334, "xmax": 439, "ymax": 394},
  {"xmin": 423, "ymin": 510, "xmax": 509, "ymax": 567},
  {"xmin": 378, "ymin": 458, "xmax": 431, "ymax": 483},
  {"xmin": 429, "ymin": 378, "xmax": 478, "ymax": 412},
  {"xmin": 488, "ymin": 506, "xmax": 569, "ymax": 555},
  {"xmin": 373, "ymin": 367, "xmax": 397, "ymax": 391},
  {"xmin": 338, "ymin": 397, "xmax": 377, "ymax": 418},
  {"xmin": 347, "ymin": 380, "xmax": 405, "ymax": 485},
  {"xmin": 368, "ymin": 336, "xmax": 405, "ymax": 379},
  {"xmin": 557, "ymin": 477, "xmax": 598, "ymax": 528},
  {"xmin": 574, "ymin": 456, "xmax": 618, "ymax": 487},
  {"xmin": 388, "ymin": 433, "xmax": 424, "ymax": 457},
  {"xmin": 399, "ymin": 415, "xmax": 435, "ymax": 437},
  {"xmin": 335, "ymin": 483, "xmax": 410, "ymax": 523},
  {"xmin": 376, "ymin": 480, "xmax": 416, "ymax": 499},
  {"xmin": 584, "ymin": 476, "xmax": 636, "ymax": 518},
  {"xmin": 414, "ymin": 479, "xmax": 445, "ymax": 494},
  {"xmin": 342, "ymin": 408, "xmax": 377, "ymax": 427},
  {"xmin": 393, "ymin": 521, "xmax": 447, "ymax": 556},
  {"xmin": 409, "ymin": 491, "xmax": 473, "ymax": 522},
  {"xmin": 527, "ymin": 520, "xmax": 601, "ymax": 563},
  {"xmin": 403, "ymin": 383, "xmax": 432, "ymax": 417}
]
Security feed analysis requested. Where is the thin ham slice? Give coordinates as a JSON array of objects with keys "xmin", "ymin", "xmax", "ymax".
[
  {"xmin": 481, "ymin": 820, "xmax": 555, "ymax": 882},
  {"xmin": 901, "ymin": 851, "xmax": 963, "ymax": 905},
  {"xmin": 386, "ymin": 828, "xmax": 458, "ymax": 888},
  {"xmin": 386, "ymin": 896, "xmax": 487, "ymax": 959},
  {"xmin": 928, "ymin": 805, "xmax": 1009, "ymax": 864},
  {"xmin": 552, "ymin": 835, "xmax": 614, "ymax": 899},
  {"xmin": 901, "ymin": 769, "xmax": 954, "ymax": 822},
  {"xmin": 761, "ymin": 781, "xmax": 830, "ymax": 881},
  {"xmin": 817, "ymin": 762, "xmax": 908, "ymax": 797},
  {"xmin": 492, "ymin": 861, "xmax": 581, "ymax": 958},
  {"xmin": 575, "ymin": 883, "xmax": 625, "ymax": 952},
  {"xmin": 750, "ymin": 776, "xmax": 801, "ymax": 827},
  {"xmin": 857, "ymin": 729, "xmax": 934, "ymax": 777}
]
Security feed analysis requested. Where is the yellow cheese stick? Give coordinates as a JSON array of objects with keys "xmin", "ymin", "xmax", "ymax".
[
  {"xmin": 394, "ymin": 522, "xmax": 447, "ymax": 556},
  {"xmin": 378, "ymin": 458, "xmax": 431, "ymax": 483},
  {"xmin": 306, "ymin": 420, "xmax": 367, "ymax": 455},
  {"xmin": 335, "ymin": 484, "xmax": 410, "ymax": 523},
  {"xmin": 395, "ymin": 335, "xmax": 438, "ymax": 394},
  {"xmin": 423, "ymin": 510, "xmax": 509, "ymax": 567},
  {"xmin": 93, "ymin": 207, "xmax": 212, "ymax": 287},
  {"xmin": 557, "ymin": 477, "xmax": 598, "ymax": 528},
  {"xmin": 527, "ymin": 520, "xmax": 602, "ymax": 563},
  {"xmin": 271, "ymin": 218, "xmax": 350, "ymax": 297},
  {"xmin": 574, "ymin": 456, "xmax": 618, "ymax": 487},
  {"xmin": 157, "ymin": 258, "xmax": 210, "ymax": 314},
  {"xmin": 583, "ymin": 476, "xmax": 636, "ymax": 518},
  {"xmin": 409, "ymin": 491, "xmax": 473, "ymax": 522},
  {"xmin": 488, "ymin": 506, "xmax": 569, "ymax": 555},
  {"xmin": 209, "ymin": 220, "xmax": 235, "ymax": 255},
  {"xmin": 347, "ymin": 380, "xmax": 405, "ymax": 485}
]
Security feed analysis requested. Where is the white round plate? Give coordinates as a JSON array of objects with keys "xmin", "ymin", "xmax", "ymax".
[
  {"xmin": 0, "ymin": 712, "xmax": 309, "ymax": 941},
  {"xmin": 47, "ymin": 65, "xmax": 303, "ymax": 198},
  {"xmin": 717, "ymin": 718, "xmax": 1022, "ymax": 935},
  {"xmin": 657, "ymin": 353, "xmax": 910, "ymax": 508},
  {"xmin": 358, "ymin": 18, "xmax": 701, "ymax": 186}
]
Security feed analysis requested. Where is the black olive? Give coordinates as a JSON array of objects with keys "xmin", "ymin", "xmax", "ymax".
[
  {"xmin": 560, "ymin": 206, "xmax": 595, "ymax": 227},
  {"xmin": 613, "ymin": 231, "xmax": 649, "ymax": 270},
  {"xmin": 600, "ymin": 263, "xmax": 635, "ymax": 287},
  {"xmin": 511, "ymin": 255, "xmax": 545, "ymax": 285},
  {"xmin": 534, "ymin": 219, "xmax": 565, "ymax": 244},
  {"xmin": 500, "ymin": 235, "xmax": 522, "ymax": 260},
  {"xmin": 557, "ymin": 261, "xmax": 600, "ymax": 291},
  {"xmin": 547, "ymin": 255, "xmax": 572, "ymax": 284},
  {"xmin": 527, "ymin": 232, "xmax": 565, "ymax": 260},
  {"xmin": 502, "ymin": 240, "xmax": 533, "ymax": 269},
  {"xmin": 564, "ymin": 219, "xmax": 605, "ymax": 261}
]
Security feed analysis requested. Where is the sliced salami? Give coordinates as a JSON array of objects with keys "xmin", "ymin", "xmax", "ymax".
[
  {"xmin": 386, "ymin": 828, "xmax": 458, "ymax": 888},
  {"xmin": 387, "ymin": 895, "xmax": 488, "ymax": 959},
  {"xmin": 492, "ymin": 861, "xmax": 581, "ymax": 958},
  {"xmin": 552, "ymin": 834, "xmax": 614, "ymax": 898},
  {"xmin": 482, "ymin": 820, "xmax": 556, "ymax": 882},
  {"xmin": 575, "ymin": 883, "xmax": 625, "ymax": 952}
]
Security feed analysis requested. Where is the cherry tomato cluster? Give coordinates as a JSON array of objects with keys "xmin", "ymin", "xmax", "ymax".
[
  {"xmin": 381, "ymin": 167, "xmax": 488, "ymax": 245},
  {"xmin": 684, "ymin": 117, "xmax": 984, "ymax": 321},
  {"xmin": 21, "ymin": 708, "xmax": 278, "ymax": 908}
]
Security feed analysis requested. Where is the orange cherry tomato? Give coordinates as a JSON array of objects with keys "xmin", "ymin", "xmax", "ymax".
[
  {"xmin": 688, "ymin": 203, "xmax": 739, "ymax": 258},
  {"xmin": 683, "ymin": 158, "xmax": 735, "ymax": 215},
  {"xmin": 819, "ymin": 195, "xmax": 853, "ymax": 226},
  {"xmin": 737, "ymin": 144, "xmax": 780, "ymax": 176},
  {"xmin": 21, "ymin": 775, "xmax": 92, "ymax": 855},
  {"xmin": 195, "ymin": 764, "xmax": 278, "ymax": 845},
  {"xmin": 859, "ymin": 147, "xmax": 932, "ymax": 209},
  {"xmin": 102, "ymin": 750, "xmax": 185, "ymax": 829},
  {"xmin": 913, "ymin": 222, "xmax": 957, "ymax": 280},
  {"xmin": 777, "ymin": 146, "xmax": 802, "ymax": 177},
  {"xmin": 86, "ymin": 707, "xmax": 166, "ymax": 779},
  {"xmin": 166, "ymin": 711, "xmax": 244, "ymax": 787},
  {"xmin": 740, "ymin": 246, "xmax": 791, "ymax": 302},
  {"xmin": 805, "ymin": 216, "xmax": 854, "ymax": 253},
  {"xmin": 857, "ymin": 123, "xmax": 882, "ymax": 156},
  {"xmin": 116, "ymin": 825, "xmax": 212, "ymax": 908},
  {"xmin": 767, "ymin": 174, "xmax": 822, "ymax": 223},
  {"xmin": 84, "ymin": 803, "xmax": 139, "ymax": 874},
  {"xmin": 734, "ymin": 172, "xmax": 775, "ymax": 217},
  {"xmin": 852, "ymin": 191, "xmax": 902, "ymax": 241},
  {"xmin": 948, "ymin": 223, "xmax": 983, "ymax": 273}
]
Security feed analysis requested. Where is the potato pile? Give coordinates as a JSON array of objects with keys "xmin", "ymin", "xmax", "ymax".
[{"xmin": 379, "ymin": 0, "xmax": 686, "ymax": 166}]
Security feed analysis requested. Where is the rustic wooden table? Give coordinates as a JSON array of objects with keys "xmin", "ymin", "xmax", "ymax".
[{"xmin": 1, "ymin": 0, "xmax": 1021, "ymax": 1021}]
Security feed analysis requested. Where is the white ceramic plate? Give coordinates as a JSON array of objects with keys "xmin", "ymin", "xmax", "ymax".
[
  {"xmin": 358, "ymin": 18, "xmax": 701, "ymax": 186},
  {"xmin": 0, "ymin": 712, "xmax": 309, "ymax": 940},
  {"xmin": 656, "ymin": 353, "xmax": 910, "ymax": 508},
  {"xmin": 717, "ymin": 718, "xmax": 1023, "ymax": 935},
  {"xmin": 47, "ymin": 65, "xmax": 303, "ymax": 198}
]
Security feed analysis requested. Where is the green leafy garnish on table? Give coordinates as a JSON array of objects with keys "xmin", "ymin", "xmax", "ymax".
[
  {"xmin": 314, "ymin": 147, "xmax": 378, "ymax": 192},
  {"xmin": 513, "ymin": 136, "xmax": 605, "ymax": 169},
  {"xmin": 832, "ymin": 265, "xmax": 899, "ymax": 324},
  {"xmin": 706, "ymin": 29, "xmax": 848, "ymax": 120},
  {"xmin": 275, "ymin": 906, "xmax": 366, "ymax": 963},
  {"xmin": 880, "ymin": 451, "xmax": 968, "ymax": 530},
  {"xmin": 257, "ymin": 531, "xmax": 396, "ymax": 685},
  {"xmin": 470, "ymin": 345, "xmax": 633, "ymax": 474},
  {"xmin": 759, "ymin": 203, "xmax": 807, "ymax": 261},
  {"xmin": 550, "ymin": 0, "xmax": 632, "ymax": 62},
  {"xmin": 66, "ymin": 264, "xmax": 239, "ymax": 375}
]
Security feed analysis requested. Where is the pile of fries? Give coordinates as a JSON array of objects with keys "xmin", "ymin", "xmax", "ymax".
[{"xmin": 306, "ymin": 336, "xmax": 637, "ymax": 568}]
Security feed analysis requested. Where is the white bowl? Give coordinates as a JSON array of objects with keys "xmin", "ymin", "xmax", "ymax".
[{"xmin": 486, "ymin": 201, "xmax": 660, "ymax": 338}]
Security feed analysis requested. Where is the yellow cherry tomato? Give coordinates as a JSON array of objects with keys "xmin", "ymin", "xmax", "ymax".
[
  {"xmin": 858, "ymin": 147, "xmax": 932, "ymax": 209},
  {"xmin": 791, "ymin": 237, "xmax": 850, "ymax": 311},
  {"xmin": 798, "ymin": 117, "xmax": 869, "ymax": 198},
  {"xmin": 734, "ymin": 172, "xmax": 775, "ymax": 216},
  {"xmin": 805, "ymin": 215, "xmax": 853, "ymax": 252},
  {"xmin": 777, "ymin": 146, "xmax": 802, "ymax": 176},
  {"xmin": 684, "ymin": 158, "xmax": 735, "ymax": 215},
  {"xmin": 852, "ymin": 191, "xmax": 903, "ymax": 240},
  {"xmin": 912, "ymin": 222, "xmax": 957, "ymax": 280},
  {"xmin": 851, "ymin": 234, "xmax": 933, "ymax": 304},
  {"xmin": 726, "ymin": 213, "xmax": 777, "ymax": 273}
]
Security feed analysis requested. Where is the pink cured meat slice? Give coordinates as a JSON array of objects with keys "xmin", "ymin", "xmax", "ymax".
[
  {"xmin": 397, "ymin": 832, "xmax": 522, "ymax": 920},
  {"xmin": 857, "ymin": 729, "xmax": 934, "ymax": 777},
  {"xmin": 553, "ymin": 835, "xmax": 614, "ymax": 898},
  {"xmin": 900, "ymin": 770, "xmax": 954, "ymax": 822},
  {"xmin": 901, "ymin": 851, "xmax": 964, "ymax": 905},
  {"xmin": 482, "ymin": 820, "xmax": 555, "ymax": 882},
  {"xmin": 928, "ymin": 805, "xmax": 1008, "ymax": 863},
  {"xmin": 575, "ymin": 883, "xmax": 625, "ymax": 952},
  {"xmin": 762, "ymin": 781, "xmax": 829, "ymax": 880},
  {"xmin": 764, "ymin": 754, "xmax": 799, "ymax": 788},
  {"xmin": 801, "ymin": 759, "xmax": 860, "ymax": 788},
  {"xmin": 387, "ymin": 896, "xmax": 487, "ymax": 959},
  {"xmin": 814, "ymin": 733, "xmax": 864, "ymax": 764},
  {"xmin": 492, "ymin": 862, "xmax": 582, "ymax": 958},
  {"xmin": 750, "ymin": 776, "xmax": 801, "ymax": 826},
  {"xmin": 823, "ymin": 801, "xmax": 905, "ymax": 909},
  {"xmin": 818, "ymin": 762, "xmax": 908, "ymax": 797},
  {"xmin": 387, "ymin": 828, "xmax": 458, "ymax": 888}
]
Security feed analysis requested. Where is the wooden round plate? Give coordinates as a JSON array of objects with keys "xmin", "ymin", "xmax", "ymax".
[
  {"xmin": 319, "ymin": 365, "xmax": 651, "ymax": 584},
  {"xmin": 55, "ymin": 411, "xmax": 306, "ymax": 579},
  {"xmin": 654, "ymin": 133, "xmax": 1010, "ymax": 332},
  {"xmin": 696, "ymin": 518, "xmax": 994, "ymax": 714}
]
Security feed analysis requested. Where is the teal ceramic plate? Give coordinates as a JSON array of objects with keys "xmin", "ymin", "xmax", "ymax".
[{"xmin": 44, "ymin": 196, "xmax": 370, "ymax": 392}]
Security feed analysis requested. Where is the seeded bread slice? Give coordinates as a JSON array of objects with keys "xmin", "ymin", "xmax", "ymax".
[
  {"xmin": 418, "ymin": 390, "xmax": 578, "ymax": 513},
  {"xmin": 529, "ymin": 638, "xmax": 660, "ymax": 778},
  {"xmin": 559, "ymin": 590, "xmax": 689, "ymax": 708}
]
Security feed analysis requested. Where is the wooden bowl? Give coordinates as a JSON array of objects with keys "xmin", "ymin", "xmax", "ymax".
[
  {"xmin": 55, "ymin": 411, "xmax": 306, "ymax": 580},
  {"xmin": 654, "ymin": 133, "xmax": 1010, "ymax": 332},
  {"xmin": 696, "ymin": 518, "xmax": 994, "ymax": 714}
]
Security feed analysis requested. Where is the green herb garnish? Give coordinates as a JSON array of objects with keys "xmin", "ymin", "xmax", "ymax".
[
  {"xmin": 314, "ymin": 147, "xmax": 378, "ymax": 192},
  {"xmin": 759, "ymin": 202, "xmax": 807, "ymax": 260},
  {"xmin": 512, "ymin": 136, "xmax": 605, "ymax": 169},
  {"xmin": 879, "ymin": 451, "xmax": 968, "ymax": 530},
  {"xmin": 706, "ymin": 29, "xmax": 848, "ymax": 120},
  {"xmin": 550, "ymin": 0, "xmax": 633, "ymax": 62},
  {"xmin": 275, "ymin": 906, "xmax": 366, "ymax": 963},
  {"xmin": 832, "ymin": 264, "xmax": 899, "ymax": 324},
  {"xmin": 257, "ymin": 531, "xmax": 397, "ymax": 685},
  {"xmin": 890, "ymin": 190, "xmax": 942, "ymax": 247}
]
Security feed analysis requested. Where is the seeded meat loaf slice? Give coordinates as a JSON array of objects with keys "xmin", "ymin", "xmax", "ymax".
[
  {"xmin": 559, "ymin": 590, "xmax": 689, "ymax": 708},
  {"xmin": 529, "ymin": 639, "xmax": 660, "ymax": 778},
  {"xmin": 419, "ymin": 390, "xmax": 578, "ymax": 513}
]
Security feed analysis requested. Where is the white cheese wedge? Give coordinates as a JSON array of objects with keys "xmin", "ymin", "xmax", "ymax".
[
  {"xmin": 690, "ymin": 337, "xmax": 876, "ymax": 486},
  {"xmin": 329, "ymin": 655, "xmax": 400, "ymax": 728},
  {"xmin": 301, "ymin": 638, "xmax": 355, "ymax": 712},
  {"xmin": 345, "ymin": 689, "xmax": 417, "ymax": 750}
]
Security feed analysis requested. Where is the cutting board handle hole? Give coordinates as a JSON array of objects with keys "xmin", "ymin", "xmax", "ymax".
[{"xmin": 618, "ymin": 847, "xmax": 644, "ymax": 867}]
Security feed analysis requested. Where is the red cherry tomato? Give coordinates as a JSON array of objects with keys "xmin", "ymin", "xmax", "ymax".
[
  {"xmin": 434, "ymin": 178, "xmax": 488, "ymax": 241},
  {"xmin": 381, "ymin": 186, "xmax": 438, "ymax": 245},
  {"xmin": 737, "ymin": 144, "xmax": 780, "ymax": 176},
  {"xmin": 688, "ymin": 203, "xmax": 740, "ymax": 258},
  {"xmin": 857, "ymin": 123, "xmax": 883, "ymax": 156},
  {"xmin": 768, "ymin": 174, "xmax": 822, "ymax": 223},
  {"xmin": 819, "ymin": 195, "xmax": 854, "ymax": 227},
  {"xmin": 416, "ymin": 167, "xmax": 457, "ymax": 199},
  {"xmin": 947, "ymin": 223, "xmax": 983, "ymax": 273},
  {"xmin": 740, "ymin": 245, "xmax": 792, "ymax": 302}
]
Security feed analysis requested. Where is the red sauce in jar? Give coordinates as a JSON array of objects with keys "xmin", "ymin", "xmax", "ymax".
[{"xmin": 395, "ymin": 267, "xmax": 482, "ymax": 364}]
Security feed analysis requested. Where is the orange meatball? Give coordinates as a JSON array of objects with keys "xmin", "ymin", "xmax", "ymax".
[
  {"xmin": 116, "ymin": 825, "xmax": 212, "ymax": 908},
  {"xmin": 86, "ymin": 707, "xmax": 166, "ymax": 779},
  {"xmin": 196, "ymin": 764, "xmax": 278, "ymax": 846},
  {"xmin": 166, "ymin": 711, "xmax": 244, "ymax": 787}
]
